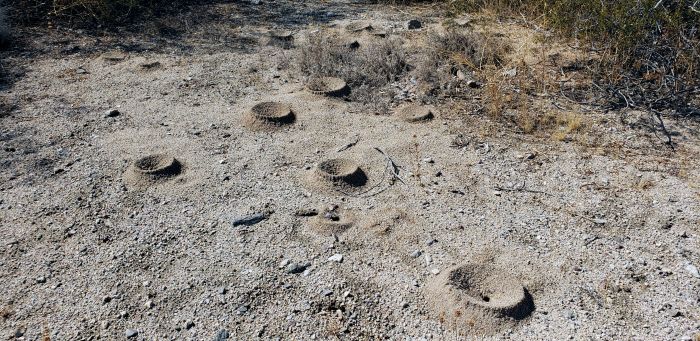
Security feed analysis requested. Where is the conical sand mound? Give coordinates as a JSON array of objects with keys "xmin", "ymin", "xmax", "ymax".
[{"xmin": 425, "ymin": 262, "xmax": 535, "ymax": 335}]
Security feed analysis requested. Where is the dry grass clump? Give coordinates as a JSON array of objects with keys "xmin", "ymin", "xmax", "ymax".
[
  {"xmin": 513, "ymin": 108, "xmax": 583, "ymax": 140},
  {"xmin": 415, "ymin": 30, "xmax": 509, "ymax": 100},
  {"xmin": 11, "ymin": 0, "xmax": 182, "ymax": 26},
  {"xmin": 452, "ymin": 0, "xmax": 700, "ymax": 116},
  {"xmin": 298, "ymin": 33, "xmax": 409, "ymax": 113}
]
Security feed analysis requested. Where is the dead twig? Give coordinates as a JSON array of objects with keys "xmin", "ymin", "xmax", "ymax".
[
  {"xmin": 493, "ymin": 181, "xmax": 551, "ymax": 196},
  {"xmin": 650, "ymin": 109, "xmax": 675, "ymax": 151},
  {"xmin": 373, "ymin": 147, "xmax": 406, "ymax": 185},
  {"xmin": 336, "ymin": 135, "xmax": 360, "ymax": 153},
  {"xmin": 333, "ymin": 147, "xmax": 405, "ymax": 198}
]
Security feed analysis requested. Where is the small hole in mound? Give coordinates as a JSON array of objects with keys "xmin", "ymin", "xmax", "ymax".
[
  {"xmin": 125, "ymin": 154, "xmax": 183, "ymax": 187},
  {"xmin": 310, "ymin": 206, "xmax": 354, "ymax": 235},
  {"xmin": 396, "ymin": 104, "xmax": 434, "ymax": 123},
  {"xmin": 324, "ymin": 211, "xmax": 341, "ymax": 221},
  {"xmin": 133, "ymin": 154, "xmax": 181, "ymax": 177},
  {"xmin": 446, "ymin": 264, "xmax": 532, "ymax": 318},
  {"xmin": 245, "ymin": 102, "xmax": 295, "ymax": 129},
  {"xmin": 315, "ymin": 158, "xmax": 368, "ymax": 187},
  {"xmin": 307, "ymin": 77, "xmax": 349, "ymax": 97},
  {"xmin": 135, "ymin": 156, "xmax": 160, "ymax": 171}
]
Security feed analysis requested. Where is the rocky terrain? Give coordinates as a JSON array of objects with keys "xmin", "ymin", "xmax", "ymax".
[{"xmin": 0, "ymin": 1, "xmax": 699, "ymax": 340}]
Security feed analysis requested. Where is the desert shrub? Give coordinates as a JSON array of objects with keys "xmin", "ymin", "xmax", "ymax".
[
  {"xmin": 451, "ymin": 0, "xmax": 700, "ymax": 115},
  {"xmin": 298, "ymin": 33, "xmax": 409, "ymax": 113},
  {"xmin": 415, "ymin": 30, "xmax": 509, "ymax": 100}
]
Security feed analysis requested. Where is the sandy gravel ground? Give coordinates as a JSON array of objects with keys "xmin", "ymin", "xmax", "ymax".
[{"xmin": 1, "ymin": 1, "xmax": 699, "ymax": 340}]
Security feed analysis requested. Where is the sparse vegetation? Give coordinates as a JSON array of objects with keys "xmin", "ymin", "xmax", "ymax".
[
  {"xmin": 11, "ymin": 0, "xmax": 185, "ymax": 25},
  {"xmin": 0, "ymin": 1, "xmax": 9, "ymax": 47},
  {"xmin": 299, "ymin": 33, "xmax": 409, "ymax": 113},
  {"xmin": 415, "ymin": 30, "xmax": 509, "ymax": 101},
  {"xmin": 451, "ymin": 0, "xmax": 700, "ymax": 116}
]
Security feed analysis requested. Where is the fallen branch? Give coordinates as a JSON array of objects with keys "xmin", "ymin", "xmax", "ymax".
[
  {"xmin": 333, "ymin": 147, "xmax": 405, "ymax": 198},
  {"xmin": 650, "ymin": 109, "xmax": 675, "ymax": 151},
  {"xmin": 336, "ymin": 135, "xmax": 360, "ymax": 153},
  {"xmin": 374, "ymin": 147, "xmax": 406, "ymax": 185},
  {"xmin": 494, "ymin": 181, "xmax": 551, "ymax": 196}
]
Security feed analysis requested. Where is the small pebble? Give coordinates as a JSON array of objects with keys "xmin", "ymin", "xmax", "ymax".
[
  {"xmin": 279, "ymin": 259, "xmax": 290, "ymax": 268},
  {"xmin": 410, "ymin": 250, "xmax": 422, "ymax": 258},
  {"xmin": 287, "ymin": 262, "xmax": 310, "ymax": 274},
  {"xmin": 214, "ymin": 329, "xmax": 230, "ymax": 341},
  {"xmin": 125, "ymin": 329, "xmax": 138, "ymax": 338},
  {"xmin": 105, "ymin": 109, "xmax": 120, "ymax": 118},
  {"xmin": 236, "ymin": 305, "xmax": 249, "ymax": 315},
  {"xmin": 328, "ymin": 254, "xmax": 343, "ymax": 263}
]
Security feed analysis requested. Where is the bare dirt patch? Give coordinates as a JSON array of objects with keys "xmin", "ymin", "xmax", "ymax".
[{"xmin": 0, "ymin": 1, "xmax": 699, "ymax": 340}]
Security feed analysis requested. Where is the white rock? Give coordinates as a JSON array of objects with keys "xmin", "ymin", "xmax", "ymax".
[
  {"xmin": 328, "ymin": 254, "xmax": 343, "ymax": 263},
  {"xmin": 685, "ymin": 264, "xmax": 700, "ymax": 278}
]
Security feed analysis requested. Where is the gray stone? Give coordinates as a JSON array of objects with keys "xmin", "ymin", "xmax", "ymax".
[
  {"xmin": 236, "ymin": 305, "xmax": 249, "ymax": 315},
  {"xmin": 125, "ymin": 329, "xmax": 138, "ymax": 338},
  {"xmin": 214, "ymin": 329, "xmax": 230, "ymax": 341},
  {"xmin": 328, "ymin": 254, "xmax": 343, "ymax": 263},
  {"xmin": 685, "ymin": 263, "xmax": 700, "ymax": 278},
  {"xmin": 286, "ymin": 262, "xmax": 310, "ymax": 274},
  {"xmin": 231, "ymin": 212, "xmax": 269, "ymax": 227}
]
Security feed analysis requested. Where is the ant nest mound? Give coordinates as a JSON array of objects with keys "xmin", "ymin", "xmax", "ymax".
[
  {"xmin": 268, "ymin": 30, "xmax": 295, "ymax": 49},
  {"xmin": 101, "ymin": 51, "xmax": 128, "ymax": 62},
  {"xmin": 124, "ymin": 154, "xmax": 183, "ymax": 187},
  {"xmin": 270, "ymin": 30, "xmax": 294, "ymax": 41},
  {"xmin": 426, "ymin": 263, "xmax": 535, "ymax": 334},
  {"xmin": 396, "ymin": 104, "xmax": 434, "ymax": 122},
  {"xmin": 346, "ymin": 22, "xmax": 374, "ymax": 32},
  {"xmin": 313, "ymin": 158, "xmax": 368, "ymax": 188},
  {"xmin": 306, "ymin": 77, "xmax": 349, "ymax": 97},
  {"xmin": 243, "ymin": 102, "xmax": 295, "ymax": 130},
  {"xmin": 310, "ymin": 205, "xmax": 354, "ymax": 236}
]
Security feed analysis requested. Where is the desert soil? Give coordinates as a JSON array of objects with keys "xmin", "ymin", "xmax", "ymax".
[{"xmin": 1, "ymin": 1, "xmax": 699, "ymax": 340}]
